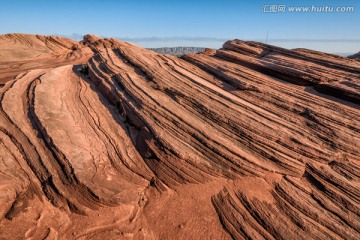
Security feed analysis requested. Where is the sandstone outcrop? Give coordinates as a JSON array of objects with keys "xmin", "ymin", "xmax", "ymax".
[
  {"xmin": 0, "ymin": 34, "xmax": 359, "ymax": 239},
  {"xmin": 213, "ymin": 40, "xmax": 360, "ymax": 103},
  {"xmin": 0, "ymin": 33, "xmax": 92, "ymax": 83}
]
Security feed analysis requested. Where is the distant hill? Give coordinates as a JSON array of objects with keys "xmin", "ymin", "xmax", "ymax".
[
  {"xmin": 348, "ymin": 51, "xmax": 360, "ymax": 61},
  {"xmin": 148, "ymin": 46, "xmax": 205, "ymax": 56}
]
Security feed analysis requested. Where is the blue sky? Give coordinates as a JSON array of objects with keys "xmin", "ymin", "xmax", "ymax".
[{"xmin": 0, "ymin": 0, "xmax": 359, "ymax": 54}]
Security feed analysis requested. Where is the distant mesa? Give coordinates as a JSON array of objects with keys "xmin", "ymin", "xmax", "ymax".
[
  {"xmin": 348, "ymin": 51, "xmax": 360, "ymax": 61},
  {"xmin": 148, "ymin": 47, "xmax": 206, "ymax": 56}
]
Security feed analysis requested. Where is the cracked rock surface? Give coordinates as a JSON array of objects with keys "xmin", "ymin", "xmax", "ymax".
[{"xmin": 0, "ymin": 33, "xmax": 359, "ymax": 239}]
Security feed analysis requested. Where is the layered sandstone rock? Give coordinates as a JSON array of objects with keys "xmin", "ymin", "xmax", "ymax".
[
  {"xmin": 0, "ymin": 34, "xmax": 359, "ymax": 239},
  {"xmin": 0, "ymin": 33, "xmax": 92, "ymax": 83},
  {"xmin": 214, "ymin": 40, "xmax": 360, "ymax": 103}
]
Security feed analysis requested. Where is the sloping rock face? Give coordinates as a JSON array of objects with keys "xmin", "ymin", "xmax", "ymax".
[
  {"xmin": 0, "ymin": 34, "xmax": 359, "ymax": 239},
  {"xmin": 0, "ymin": 33, "xmax": 93, "ymax": 83},
  {"xmin": 213, "ymin": 40, "xmax": 360, "ymax": 103}
]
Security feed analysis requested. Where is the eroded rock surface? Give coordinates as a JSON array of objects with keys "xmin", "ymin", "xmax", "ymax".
[
  {"xmin": 0, "ymin": 33, "xmax": 92, "ymax": 83},
  {"xmin": 0, "ymin": 34, "xmax": 359, "ymax": 239}
]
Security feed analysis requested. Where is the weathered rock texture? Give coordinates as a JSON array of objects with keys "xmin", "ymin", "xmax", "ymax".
[
  {"xmin": 0, "ymin": 33, "xmax": 93, "ymax": 83},
  {"xmin": 0, "ymin": 34, "xmax": 359, "ymax": 239}
]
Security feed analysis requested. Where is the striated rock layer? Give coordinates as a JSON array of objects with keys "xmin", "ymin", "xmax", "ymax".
[
  {"xmin": 0, "ymin": 34, "xmax": 359, "ymax": 239},
  {"xmin": 0, "ymin": 33, "xmax": 93, "ymax": 83}
]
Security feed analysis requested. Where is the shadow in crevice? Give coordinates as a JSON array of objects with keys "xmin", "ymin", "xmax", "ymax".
[
  {"xmin": 304, "ymin": 86, "xmax": 360, "ymax": 110},
  {"xmin": 72, "ymin": 64, "xmax": 157, "ymax": 180},
  {"xmin": 183, "ymin": 52, "xmax": 360, "ymax": 110},
  {"xmin": 72, "ymin": 64, "xmax": 139, "ymax": 143}
]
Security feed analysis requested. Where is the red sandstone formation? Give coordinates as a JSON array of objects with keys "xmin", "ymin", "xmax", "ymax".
[
  {"xmin": 0, "ymin": 34, "xmax": 359, "ymax": 239},
  {"xmin": 0, "ymin": 33, "xmax": 92, "ymax": 83}
]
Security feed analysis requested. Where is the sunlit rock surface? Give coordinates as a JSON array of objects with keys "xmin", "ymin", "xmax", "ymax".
[{"xmin": 0, "ymin": 33, "xmax": 359, "ymax": 239}]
